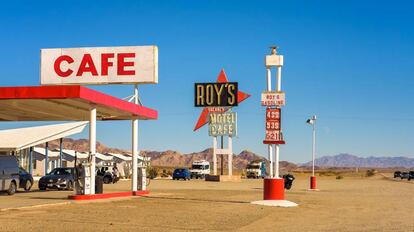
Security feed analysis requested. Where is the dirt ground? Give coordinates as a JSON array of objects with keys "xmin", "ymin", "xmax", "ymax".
[{"xmin": 0, "ymin": 173, "xmax": 413, "ymax": 232}]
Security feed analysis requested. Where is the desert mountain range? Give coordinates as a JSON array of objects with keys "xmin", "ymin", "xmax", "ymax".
[
  {"xmin": 40, "ymin": 138, "xmax": 296, "ymax": 170},
  {"xmin": 302, "ymin": 153, "xmax": 414, "ymax": 168},
  {"xmin": 40, "ymin": 139, "xmax": 414, "ymax": 169}
]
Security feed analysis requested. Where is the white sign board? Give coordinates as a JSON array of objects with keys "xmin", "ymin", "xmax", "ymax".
[
  {"xmin": 261, "ymin": 91, "xmax": 285, "ymax": 106},
  {"xmin": 41, "ymin": 46, "xmax": 158, "ymax": 85},
  {"xmin": 209, "ymin": 112, "xmax": 237, "ymax": 137}
]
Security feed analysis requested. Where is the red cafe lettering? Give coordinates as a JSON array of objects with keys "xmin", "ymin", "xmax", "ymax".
[{"xmin": 54, "ymin": 53, "xmax": 136, "ymax": 78}]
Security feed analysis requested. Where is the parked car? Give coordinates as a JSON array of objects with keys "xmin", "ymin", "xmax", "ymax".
[
  {"xmin": 394, "ymin": 171, "xmax": 402, "ymax": 178},
  {"xmin": 172, "ymin": 168, "xmax": 191, "ymax": 180},
  {"xmin": 38, "ymin": 167, "xmax": 75, "ymax": 190},
  {"xmin": 0, "ymin": 156, "xmax": 20, "ymax": 195},
  {"xmin": 408, "ymin": 171, "xmax": 414, "ymax": 181},
  {"xmin": 19, "ymin": 167, "xmax": 33, "ymax": 191},
  {"xmin": 400, "ymin": 172, "xmax": 410, "ymax": 180}
]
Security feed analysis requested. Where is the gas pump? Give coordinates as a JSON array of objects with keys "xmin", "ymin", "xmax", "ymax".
[
  {"xmin": 74, "ymin": 162, "xmax": 91, "ymax": 195},
  {"xmin": 137, "ymin": 164, "xmax": 147, "ymax": 191}
]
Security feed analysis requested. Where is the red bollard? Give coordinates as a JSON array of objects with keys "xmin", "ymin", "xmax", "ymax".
[
  {"xmin": 310, "ymin": 176, "xmax": 317, "ymax": 189},
  {"xmin": 264, "ymin": 178, "xmax": 284, "ymax": 200}
]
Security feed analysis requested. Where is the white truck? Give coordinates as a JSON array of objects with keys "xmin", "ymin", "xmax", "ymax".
[
  {"xmin": 246, "ymin": 160, "xmax": 267, "ymax": 179},
  {"xmin": 190, "ymin": 160, "xmax": 210, "ymax": 179}
]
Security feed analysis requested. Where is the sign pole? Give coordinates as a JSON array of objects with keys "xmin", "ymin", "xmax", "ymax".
[
  {"xmin": 132, "ymin": 84, "xmax": 139, "ymax": 192},
  {"xmin": 228, "ymin": 136, "xmax": 233, "ymax": 176},
  {"xmin": 274, "ymin": 65, "xmax": 282, "ymax": 178},
  {"xmin": 213, "ymin": 137, "xmax": 217, "ymax": 175},
  {"xmin": 252, "ymin": 46, "xmax": 297, "ymax": 207},
  {"xmin": 266, "ymin": 67, "xmax": 274, "ymax": 178},
  {"xmin": 220, "ymin": 136, "xmax": 224, "ymax": 175}
]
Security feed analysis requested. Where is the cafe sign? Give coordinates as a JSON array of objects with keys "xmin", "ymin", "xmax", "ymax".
[
  {"xmin": 208, "ymin": 112, "xmax": 237, "ymax": 137},
  {"xmin": 41, "ymin": 46, "xmax": 158, "ymax": 85}
]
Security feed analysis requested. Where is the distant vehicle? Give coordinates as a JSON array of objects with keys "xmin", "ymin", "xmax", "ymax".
[
  {"xmin": 38, "ymin": 167, "xmax": 75, "ymax": 190},
  {"xmin": 408, "ymin": 171, "xmax": 414, "ymax": 181},
  {"xmin": 283, "ymin": 174, "xmax": 295, "ymax": 190},
  {"xmin": 246, "ymin": 160, "xmax": 267, "ymax": 179},
  {"xmin": 0, "ymin": 156, "xmax": 20, "ymax": 195},
  {"xmin": 190, "ymin": 160, "xmax": 210, "ymax": 179},
  {"xmin": 394, "ymin": 171, "xmax": 402, "ymax": 178},
  {"xmin": 400, "ymin": 172, "xmax": 410, "ymax": 180},
  {"xmin": 19, "ymin": 167, "xmax": 33, "ymax": 191},
  {"xmin": 173, "ymin": 168, "xmax": 191, "ymax": 180}
]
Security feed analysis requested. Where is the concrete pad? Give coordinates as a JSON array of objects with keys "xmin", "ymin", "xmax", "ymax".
[
  {"xmin": 251, "ymin": 200, "xmax": 299, "ymax": 207},
  {"xmin": 307, "ymin": 188, "xmax": 320, "ymax": 191}
]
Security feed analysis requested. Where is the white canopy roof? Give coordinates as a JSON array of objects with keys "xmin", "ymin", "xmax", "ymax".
[
  {"xmin": 60, "ymin": 149, "xmax": 89, "ymax": 159},
  {"xmin": 106, "ymin": 153, "xmax": 132, "ymax": 161},
  {"xmin": 0, "ymin": 121, "xmax": 88, "ymax": 152},
  {"xmin": 106, "ymin": 152, "xmax": 150, "ymax": 162},
  {"xmin": 33, "ymin": 147, "xmax": 60, "ymax": 157},
  {"xmin": 95, "ymin": 152, "xmax": 113, "ymax": 161}
]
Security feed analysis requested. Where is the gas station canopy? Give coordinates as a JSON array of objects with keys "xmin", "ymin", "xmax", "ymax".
[{"xmin": 0, "ymin": 86, "xmax": 158, "ymax": 121}]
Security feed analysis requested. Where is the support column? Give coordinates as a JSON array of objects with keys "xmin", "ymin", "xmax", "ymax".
[
  {"xmin": 220, "ymin": 136, "xmax": 224, "ymax": 175},
  {"xmin": 213, "ymin": 137, "xmax": 217, "ymax": 175},
  {"xmin": 275, "ymin": 145, "xmax": 280, "ymax": 178},
  {"xmin": 45, "ymin": 142, "xmax": 49, "ymax": 175},
  {"xmin": 29, "ymin": 147, "xmax": 33, "ymax": 175},
  {"xmin": 268, "ymin": 145, "xmax": 273, "ymax": 177},
  {"xmin": 59, "ymin": 138, "xmax": 63, "ymax": 167},
  {"xmin": 132, "ymin": 84, "xmax": 139, "ymax": 192},
  {"xmin": 89, "ymin": 104, "xmax": 96, "ymax": 195},
  {"xmin": 228, "ymin": 136, "xmax": 233, "ymax": 176}
]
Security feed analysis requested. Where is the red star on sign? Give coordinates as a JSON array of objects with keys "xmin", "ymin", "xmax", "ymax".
[{"xmin": 193, "ymin": 69, "xmax": 251, "ymax": 131}]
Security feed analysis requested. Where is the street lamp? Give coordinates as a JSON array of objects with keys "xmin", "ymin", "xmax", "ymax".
[{"xmin": 306, "ymin": 115, "xmax": 317, "ymax": 190}]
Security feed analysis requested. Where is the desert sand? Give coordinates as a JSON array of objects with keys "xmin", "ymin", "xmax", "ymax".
[{"xmin": 0, "ymin": 173, "xmax": 413, "ymax": 231}]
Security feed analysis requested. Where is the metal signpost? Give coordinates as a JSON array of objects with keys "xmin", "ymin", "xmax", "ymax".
[
  {"xmin": 194, "ymin": 69, "xmax": 250, "ymax": 180},
  {"xmin": 252, "ymin": 46, "xmax": 297, "ymax": 207},
  {"xmin": 306, "ymin": 115, "xmax": 318, "ymax": 190}
]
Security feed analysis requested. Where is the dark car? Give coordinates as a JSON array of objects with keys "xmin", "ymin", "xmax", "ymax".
[
  {"xmin": 0, "ymin": 156, "xmax": 20, "ymax": 195},
  {"xmin": 408, "ymin": 171, "xmax": 414, "ymax": 181},
  {"xmin": 394, "ymin": 171, "xmax": 402, "ymax": 178},
  {"xmin": 38, "ymin": 168, "xmax": 75, "ymax": 190},
  {"xmin": 19, "ymin": 167, "xmax": 33, "ymax": 191},
  {"xmin": 400, "ymin": 172, "xmax": 410, "ymax": 180},
  {"xmin": 172, "ymin": 168, "xmax": 191, "ymax": 180}
]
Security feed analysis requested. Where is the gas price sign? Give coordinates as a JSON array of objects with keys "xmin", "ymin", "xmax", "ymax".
[{"xmin": 263, "ymin": 108, "xmax": 284, "ymax": 144}]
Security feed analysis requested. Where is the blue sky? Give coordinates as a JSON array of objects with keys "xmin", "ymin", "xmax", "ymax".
[{"xmin": 0, "ymin": 1, "xmax": 414, "ymax": 163}]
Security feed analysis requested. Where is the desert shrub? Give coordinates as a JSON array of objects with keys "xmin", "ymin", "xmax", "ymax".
[
  {"xmin": 336, "ymin": 175, "xmax": 344, "ymax": 179},
  {"xmin": 366, "ymin": 169, "xmax": 377, "ymax": 177},
  {"xmin": 160, "ymin": 169, "xmax": 169, "ymax": 178},
  {"xmin": 147, "ymin": 167, "xmax": 159, "ymax": 179},
  {"xmin": 240, "ymin": 170, "xmax": 246, "ymax": 178}
]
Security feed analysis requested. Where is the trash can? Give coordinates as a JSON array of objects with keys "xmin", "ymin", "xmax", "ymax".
[
  {"xmin": 95, "ymin": 176, "xmax": 104, "ymax": 194},
  {"xmin": 283, "ymin": 174, "xmax": 295, "ymax": 190}
]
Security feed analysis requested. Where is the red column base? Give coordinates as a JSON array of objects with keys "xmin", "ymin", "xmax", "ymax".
[
  {"xmin": 264, "ymin": 178, "xmax": 285, "ymax": 200},
  {"xmin": 310, "ymin": 176, "xmax": 317, "ymax": 189}
]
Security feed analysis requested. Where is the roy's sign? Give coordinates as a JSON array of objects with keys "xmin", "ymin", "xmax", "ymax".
[
  {"xmin": 261, "ymin": 91, "xmax": 285, "ymax": 107},
  {"xmin": 194, "ymin": 82, "xmax": 238, "ymax": 107},
  {"xmin": 40, "ymin": 46, "xmax": 158, "ymax": 85},
  {"xmin": 208, "ymin": 112, "xmax": 237, "ymax": 137}
]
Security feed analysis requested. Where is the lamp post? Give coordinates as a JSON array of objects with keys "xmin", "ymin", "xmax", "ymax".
[{"xmin": 306, "ymin": 115, "xmax": 317, "ymax": 190}]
